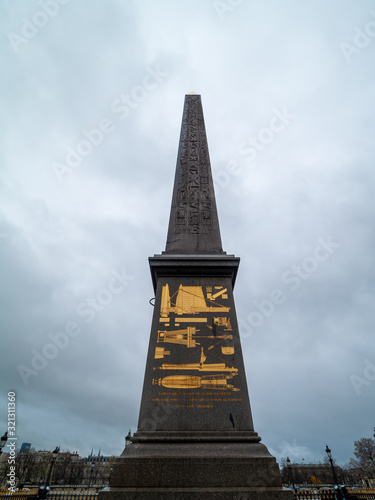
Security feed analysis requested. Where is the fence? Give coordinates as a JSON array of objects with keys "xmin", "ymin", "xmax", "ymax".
[
  {"xmin": 294, "ymin": 488, "xmax": 375, "ymax": 500},
  {"xmin": 295, "ymin": 490, "xmax": 335, "ymax": 500},
  {"xmin": 48, "ymin": 489, "xmax": 98, "ymax": 500},
  {"xmin": 1, "ymin": 488, "xmax": 374, "ymax": 500},
  {"xmin": 347, "ymin": 489, "xmax": 375, "ymax": 500},
  {"xmin": 0, "ymin": 495, "xmax": 37, "ymax": 500},
  {"xmin": 0, "ymin": 490, "xmax": 98, "ymax": 500}
]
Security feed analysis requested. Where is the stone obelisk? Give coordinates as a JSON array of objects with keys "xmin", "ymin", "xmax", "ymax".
[{"xmin": 100, "ymin": 94, "xmax": 293, "ymax": 499}]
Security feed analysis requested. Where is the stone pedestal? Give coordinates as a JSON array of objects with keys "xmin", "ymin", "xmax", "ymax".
[{"xmin": 100, "ymin": 432, "xmax": 293, "ymax": 499}]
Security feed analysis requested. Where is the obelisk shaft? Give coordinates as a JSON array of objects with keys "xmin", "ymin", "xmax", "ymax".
[
  {"xmin": 165, "ymin": 94, "xmax": 224, "ymax": 254},
  {"xmin": 136, "ymin": 94, "xmax": 254, "ymax": 433}
]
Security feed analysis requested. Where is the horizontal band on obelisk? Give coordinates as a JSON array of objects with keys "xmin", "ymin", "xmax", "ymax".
[{"xmin": 149, "ymin": 254, "xmax": 240, "ymax": 292}]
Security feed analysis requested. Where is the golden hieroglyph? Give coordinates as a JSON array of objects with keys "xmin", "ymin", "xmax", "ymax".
[
  {"xmin": 177, "ymin": 318, "xmax": 208, "ymax": 323},
  {"xmin": 207, "ymin": 287, "xmax": 228, "ymax": 300},
  {"xmin": 214, "ymin": 317, "xmax": 232, "ymax": 331},
  {"xmin": 154, "ymin": 347, "xmax": 171, "ymax": 359},
  {"xmin": 153, "ymin": 373, "xmax": 240, "ymax": 391},
  {"xmin": 157, "ymin": 327, "xmax": 233, "ymax": 348},
  {"xmin": 153, "ymin": 282, "xmax": 238, "ymax": 395},
  {"xmin": 221, "ymin": 346, "xmax": 235, "ymax": 355},
  {"xmin": 158, "ymin": 327, "xmax": 198, "ymax": 348},
  {"xmin": 157, "ymin": 348, "xmax": 237, "ymax": 374},
  {"xmin": 160, "ymin": 285, "xmax": 230, "ymax": 317}
]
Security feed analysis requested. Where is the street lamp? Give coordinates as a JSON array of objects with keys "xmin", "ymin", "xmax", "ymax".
[
  {"xmin": 125, "ymin": 430, "xmax": 131, "ymax": 448},
  {"xmin": 38, "ymin": 446, "xmax": 59, "ymax": 500},
  {"xmin": 325, "ymin": 445, "xmax": 339, "ymax": 487},
  {"xmin": 286, "ymin": 457, "xmax": 295, "ymax": 490},
  {"xmin": 88, "ymin": 462, "xmax": 95, "ymax": 488},
  {"xmin": 0, "ymin": 432, "xmax": 8, "ymax": 455},
  {"xmin": 46, "ymin": 446, "xmax": 60, "ymax": 487}
]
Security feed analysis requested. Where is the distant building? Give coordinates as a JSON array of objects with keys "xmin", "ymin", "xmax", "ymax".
[
  {"xmin": 0, "ymin": 447, "xmax": 117, "ymax": 488},
  {"xmin": 86, "ymin": 449, "xmax": 110, "ymax": 462},
  {"xmin": 81, "ymin": 450, "xmax": 117, "ymax": 486},
  {"xmin": 20, "ymin": 443, "xmax": 31, "ymax": 453},
  {"xmin": 86, "ymin": 456, "xmax": 110, "ymax": 463}
]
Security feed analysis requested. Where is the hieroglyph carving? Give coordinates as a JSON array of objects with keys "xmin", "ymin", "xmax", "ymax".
[{"xmin": 175, "ymin": 96, "xmax": 213, "ymax": 235}]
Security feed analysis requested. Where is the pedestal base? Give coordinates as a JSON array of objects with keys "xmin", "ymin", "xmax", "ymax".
[{"xmin": 98, "ymin": 432, "xmax": 293, "ymax": 500}]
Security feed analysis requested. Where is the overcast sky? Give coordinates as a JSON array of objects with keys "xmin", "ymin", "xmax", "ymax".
[{"xmin": 1, "ymin": 0, "xmax": 374, "ymax": 466}]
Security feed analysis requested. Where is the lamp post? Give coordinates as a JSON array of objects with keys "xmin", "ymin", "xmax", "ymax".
[
  {"xmin": 325, "ymin": 445, "xmax": 339, "ymax": 487},
  {"xmin": 46, "ymin": 446, "xmax": 60, "ymax": 488},
  {"xmin": 125, "ymin": 430, "xmax": 131, "ymax": 448},
  {"xmin": 286, "ymin": 457, "xmax": 295, "ymax": 490},
  {"xmin": 88, "ymin": 462, "xmax": 95, "ymax": 488},
  {"xmin": 38, "ymin": 446, "xmax": 59, "ymax": 500}
]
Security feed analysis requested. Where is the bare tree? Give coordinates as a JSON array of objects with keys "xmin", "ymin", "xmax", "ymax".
[{"xmin": 349, "ymin": 438, "xmax": 375, "ymax": 476}]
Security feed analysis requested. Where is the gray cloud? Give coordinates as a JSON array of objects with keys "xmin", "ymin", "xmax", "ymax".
[{"xmin": 1, "ymin": 0, "xmax": 374, "ymax": 465}]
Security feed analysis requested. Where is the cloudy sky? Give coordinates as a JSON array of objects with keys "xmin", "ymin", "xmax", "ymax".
[{"xmin": 1, "ymin": 0, "xmax": 374, "ymax": 466}]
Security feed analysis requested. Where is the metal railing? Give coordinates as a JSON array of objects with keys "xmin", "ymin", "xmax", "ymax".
[
  {"xmin": 48, "ymin": 489, "xmax": 98, "ymax": 500},
  {"xmin": 294, "ymin": 488, "xmax": 375, "ymax": 500},
  {"xmin": 294, "ymin": 490, "xmax": 335, "ymax": 500},
  {"xmin": 0, "ymin": 495, "xmax": 37, "ymax": 499},
  {"xmin": 0, "ymin": 489, "xmax": 98, "ymax": 500},
  {"xmin": 1, "ymin": 487, "xmax": 374, "ymax": 500}
]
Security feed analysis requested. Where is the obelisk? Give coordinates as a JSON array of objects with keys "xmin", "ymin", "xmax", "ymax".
[{"xmin": 100, "ymin": 94, "xmax": 293, "ymax": 499}]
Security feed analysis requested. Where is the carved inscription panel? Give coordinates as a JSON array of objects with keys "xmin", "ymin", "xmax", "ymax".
[
  {"xmin": 138, "ymin": 276, "xmax": 254, "ymax": 432},
  {"xmin": 151, "ymin": 281, "xmax": 243, "ymax": 406}
]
